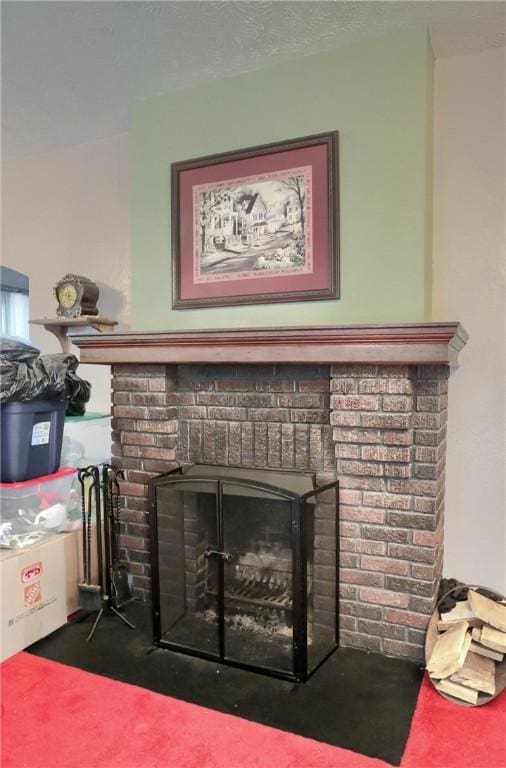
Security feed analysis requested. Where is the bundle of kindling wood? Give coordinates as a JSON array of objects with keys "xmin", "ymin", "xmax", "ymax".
[{"xmin": 427, "ymin": 588, "xmax": 506, "ymax": 705}]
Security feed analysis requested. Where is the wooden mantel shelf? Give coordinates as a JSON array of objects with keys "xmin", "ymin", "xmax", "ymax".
[
  {"xmin": 30, "ymin": 316, "xmax": 118, "ymax": 354},
  {"xmin": 71, "ymin": 322, "xmax": 468, "ymax": 367}
]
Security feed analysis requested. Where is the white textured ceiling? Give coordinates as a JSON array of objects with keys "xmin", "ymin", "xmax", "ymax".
[{"xmin": 2, "ymin": 1, "xmax": 505, "ymax": 160}]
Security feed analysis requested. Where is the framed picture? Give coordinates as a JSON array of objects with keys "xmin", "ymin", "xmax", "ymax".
[{"xmin": 171, "ymin": 131, "xmax": 339, "ymax": 309}]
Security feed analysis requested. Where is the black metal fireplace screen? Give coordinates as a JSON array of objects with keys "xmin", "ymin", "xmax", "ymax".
[{"xmin": 149, "ymin": 465, "xmax": 339, "ymax": 682}]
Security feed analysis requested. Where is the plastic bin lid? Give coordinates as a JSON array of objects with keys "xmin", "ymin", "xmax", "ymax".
[
  {"xmin": 65, "ymin": 412, "xmax": 110, "ymax": 422},
  {"xmin": 0, "ymin": 466, "xmax": 77, "ymax": 488}
]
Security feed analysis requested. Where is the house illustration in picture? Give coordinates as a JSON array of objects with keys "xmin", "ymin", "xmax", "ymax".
[
  {"xmin": 285, "ymin": 196, "xmax": 302, "ymax": 234},
  {"xmin": 202, "ymin": 191, "xmax": 242, "ymax": 252},
  {"xmin": 236, "ymin": 193, "xmax": 268, "ymax": 245}
]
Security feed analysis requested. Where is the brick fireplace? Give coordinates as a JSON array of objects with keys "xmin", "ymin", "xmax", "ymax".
[{"xmin": 73, "ymin": 323, "xmax": 467, "ymax": 662}]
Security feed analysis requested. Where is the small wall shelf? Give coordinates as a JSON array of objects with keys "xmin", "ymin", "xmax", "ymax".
[{"xmin": 29, "ymin": 316, "xmax": 118, "ymax": 354}]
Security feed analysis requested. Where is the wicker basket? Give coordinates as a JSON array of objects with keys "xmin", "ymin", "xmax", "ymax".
[{"xmin": 425, "ymin": 584, "xmax": 506, "ymax": 706}]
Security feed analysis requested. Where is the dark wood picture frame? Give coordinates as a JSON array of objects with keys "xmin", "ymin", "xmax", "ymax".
[{"xmin": 171, "ymin": 131, "xmax": 339, "ymax": 309}]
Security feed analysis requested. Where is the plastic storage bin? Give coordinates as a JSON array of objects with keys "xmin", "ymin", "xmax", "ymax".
[
  {"xmin": 0, "ymin": 399, "xmax": 67, "ymax": 482},
  {"xmin": 61, "ymin": 412, "xmax": 112, "ymax": 468},
  {"xmin": 0, "ymin": 467, "xmax": 78, "ymax": 548}
]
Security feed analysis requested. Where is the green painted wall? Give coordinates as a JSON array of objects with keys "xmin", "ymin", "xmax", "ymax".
[{"xmin": 131, "ymin": 29, "xmax": 433, "ymax": 330}]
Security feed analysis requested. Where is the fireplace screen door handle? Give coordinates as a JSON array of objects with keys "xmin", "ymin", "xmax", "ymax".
[{"xmin": 204, "ymin": 547, "xmax": 234, "ymax": 563}]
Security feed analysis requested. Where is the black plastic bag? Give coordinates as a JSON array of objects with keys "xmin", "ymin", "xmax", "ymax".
[
  {"xmin": 0, "ymin": 338, "xmax": 91, "ymax": 415},
  {"xmin": 60, "ymin": 354, "xmax": 91, "ymax": 416},
  {"xmin": 1, "ymin": 338, "xmax": 40, "ymax": 363}
]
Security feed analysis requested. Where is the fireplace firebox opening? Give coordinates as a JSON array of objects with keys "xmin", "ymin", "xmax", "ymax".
[{"xmin": 149, "ymin": 464, "xmax": 339, "ymax": 682}]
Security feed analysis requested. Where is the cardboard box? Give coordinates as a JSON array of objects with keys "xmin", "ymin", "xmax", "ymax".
[
  {"xmin": 1, "ymin": 534, "xmax": 68, "ymax": 661},
  {"xmin": 1, "ymin": 525, "xmax": 101, "ymax": 661}
]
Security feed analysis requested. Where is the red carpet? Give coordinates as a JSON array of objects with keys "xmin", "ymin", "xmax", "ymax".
[{"xmin": 1, "ymin": 652, "xmax": 505, "ymax": 768}]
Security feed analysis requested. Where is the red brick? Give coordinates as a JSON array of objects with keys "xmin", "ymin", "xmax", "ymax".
[
  {"xmin": 340, "ymin": 631, "xmax": 382, "ymax": 652},
  {"xmin": 387, "ymin": 511, "xmax": 436, "ymax": 531},
  {"xmin": 340, "ymin": 584, "xmax": 358, "ymax": 600},
  {"xmin": 388, "ymin": 544, "xmax": 436, "ymax": 564},
  {"xmin": 340, "ymin": 600, "xmax": 383, "ymax": 621},
  {"xmin": 330, "ymin": 379, "xmax": 357, "ymax": 394},
  {"xmin": 412, "ymin": 413, "xmax": 446, "ymax": 429},
  {"xmin": 340, "ymin": 507, "xmax": 385, "ymax": 524},
  {"xmin": 336, "ymin": 444, "xmax": 360, "ymax": 459},
  {"xmin": 384, "ymin": 609, "xmax": 430, "ymax": 630},
  {"xmin": 412, "ymin": 563, "xmax": 440, "ymax": 581},
  {"xmin": 382, "ymin": 639, "xmax": 423, "ymax": 662},
  {"xmin": 120, "ymin": 446, "xmax": 139, "ymax": 458},
  {"xmin": 357, "ymin": 619, "xmax": 406, "ymax": 641},
  {"xmin": 416, "ymin": 395, "xmax": 446, "ymax": 412},
  {"xmin": 339, "ymin": 461, "xmax": 384, "ymax": 476},
  {"xmin": 383, "ymin": 430, "xmax": 414, "ymax": 446},
  {"xmin": 126, "ymin": 470, "xmax": 158, "ymax": 485},
  {"xmin": 388, "ymin": 478, "xmax": 438, "ymax": 496},
  {"xmin": 382, "ymin": 395, "xmax": 412, "ymax": 412},
  {"xmin": 413, "ymin": 497, "xmax": 437, "ymax": 513},
  {"xmin": 330, "ymin": 412, "xmax": 361, "ymax": 427},
  {"xmin": 148, "ymin": 377, "xmax": 169, "ymax": 392},
  {"xmin": 145, "ymin": 406, "xmax": 176, "ymax": 420},
  {"xmin": 340, "ymin": 522, "xmax": 360, "ymax": 538},
  {"xmin": 413, "ymin": 446, "xmax": 438, "ymax": 462},
  {"xmin": 112, "ymin": 418, "xmax": 136, "ymax": 432},
  {"xmin": 413, "ymin": 462, "xmax": 442, "ymax": 480},
  {"xmin": 361, "ymin": 446, "xmax": 411, "ymax": 463},
  {"xmin": 137, "ymin": 420, "xmax": 177, "ymax": 434},
  {"xmin": 340, "ymin": 553, "xmax": 360, "ymax": 568},
  {"xmin": 361, "ymin": 555, "xmax": 410, "ymax": 576},
  {"xmin": 359, "ymin": 588, "xmax": 409, "ymax": 608},
  {"xmin": 121, "ymin": 496, "xmax": 149, "ymax": 513},
  {"xmin": 409, "ymin": 595, "xmax": 436, "ymax": 613},
  {"xmin": 384, "ymin": 464, "xmax": 411, "ymax": 478},
  {"xmin": 341, "ymin": 539, "xmax": 387, "ymax": 556},
  {"xmin": 131, "ymin": 393, "xmax": 170, "ymax": 406},
  {"xmin": 123, "ymin": 432, "xmax": 155, "ymax": 446},
  {"xmin": 121, "ymin": 535, "xmax": 146, "ymax": 550},
  {"xmin": 339, "ymin": 489, "xmax": 362, "ymax": 505},
  {"xmin": 141, "ymin": 446, "xmax": 177, "ymax": 460},
  {"xmin": 112, "ymin": 377, "xmax": 148, "ymax": 392},
  {"xmin": 363, "ymin": 526, "xmax": 410, "ymax": 543},
  {"xmin": 113, "ymin": 392, "xmax": 131, "ymax": 405},
  {"xmin": 340, "ymin": 569, "xmax": 384, "ymax": 587},
  {"xmin": 361, "ymin": 414, "xmax": 410, "ymax": 429},
  {"xmin": 297, "ymin": 378, "xmax": 329, "ymax": 393},
  {"xmin": 413, "ymin": 528, "xmax": 443, "ymax": 547},
  {"xmin": 385, "ymin": 576, "xmax": 436, "ymax": 597},
  {"xmin": 339, "ymin": 476, "xmax": 384, "ymax": 491},
  {"xmin": 362, "ymin": 492, "xmax": 411, "ymax": 510},
  {"xmin": 278, "ymin": 393, "xmax": 327, "ymax": 409},
  {"xmin": 143, "ymin": 458, "xmax": 177, "ymax": 473},
  {"xmin": 333, "ymin": 427, "xmax": 382, "ymax": 444},
  {"xmin": 414, "ymin": 427, "xmax": 446, "ymax": 446},
  {"xmin": 358, "ymin": 378, "xmax": 412, "ymax": 394},
  {"xmin": 114, "ymin": 405, "xmax": 147, "ymax": 419},
  {"xmin": 331, "ymin": 395, "xmax": 380, "ymax": 411},
  {"xmin": 120, "ymin": 482, "xmax": 146, "ymax": 497},
  {"xmin": 337, "ymin": 615, "xmax": 356, "ymax": 633}
]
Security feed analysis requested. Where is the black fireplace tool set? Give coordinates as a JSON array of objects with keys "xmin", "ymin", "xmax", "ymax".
[{"xmin": 77, "ymin": 464, "xmax": 136, "ymax": 642}]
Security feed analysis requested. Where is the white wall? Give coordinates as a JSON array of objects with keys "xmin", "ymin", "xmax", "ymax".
[
  {"xmin": 1, "ymin": 135, "xmax": 131, "ymax": 411},
  {"xmin": 433, "ymin": 47, "xmax": 506, "ymax": 593}
]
